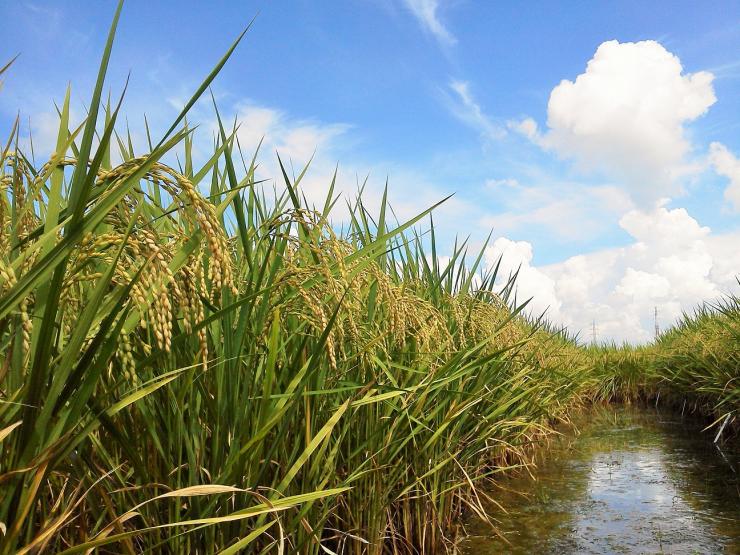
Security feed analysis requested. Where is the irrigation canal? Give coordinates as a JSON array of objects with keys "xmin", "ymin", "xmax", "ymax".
[{"xmin": 461, "ymin": 406, "xmax": 739, "ymax": 554}]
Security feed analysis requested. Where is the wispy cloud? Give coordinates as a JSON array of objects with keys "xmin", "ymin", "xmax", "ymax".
[
  {"xmin": 402, "ymin": 0, "xmax": 456, "ymax": 46},
  {"xmin": 447, "ymin": 80, "xmax": 506, "ymax": 142},
  {"xmin": 197, "ymin": 98, "xmax": 480, "ymax": 238},
  {"xmin": 480, "ymin": 177, "xmax": 633, "ymax": 241}
]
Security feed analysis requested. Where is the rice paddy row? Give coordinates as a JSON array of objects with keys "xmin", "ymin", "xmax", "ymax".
[
  {"xmin": 589, "ymin": 294, "xmax": 740, "ymax": 435},
  {"xmin": 0, "ymin": 109, "xmax": 597, "ymax": 554}
]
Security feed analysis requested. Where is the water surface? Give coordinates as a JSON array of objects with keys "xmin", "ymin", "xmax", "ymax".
[{"xmin": 462, "ymin": 407, "xmax": 739, "ymax": 554}]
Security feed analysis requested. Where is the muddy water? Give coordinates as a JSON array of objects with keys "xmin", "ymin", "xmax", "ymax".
[{"xmin": 462, "ymin": 407, "xmax": 740, "ymax": 554}]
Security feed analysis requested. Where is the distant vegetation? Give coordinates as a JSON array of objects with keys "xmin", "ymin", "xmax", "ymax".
[
  {"xmin": 591, "ymin": 295, "xmax": 740, "ymax": 431},
  {"xmin": 0, "ymin": 4, "xmax": 737, "ymax": 554}
]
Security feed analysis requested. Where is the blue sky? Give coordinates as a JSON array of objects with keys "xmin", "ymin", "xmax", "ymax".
[{"xmin": 2, "ymin": 0, "xmax": 740, "ymax": 342}]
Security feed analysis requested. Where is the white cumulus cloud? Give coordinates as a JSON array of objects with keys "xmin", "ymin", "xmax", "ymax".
[
  {"xmin": 615, "ymin": 269, "xmax": 671, "ymax": 301},
  {"xmin": 515, "ymin": 40, "xmax": 716, "ymax": 202},
  {"xmin": 708, "ymin": 141, "xmax": 740, "ymax": 211},
  {"xmin": 484, "ymin": 203, "xmax": 739, "ymax": 343},
  {"xmin": 484, "ymin": 237, "xmax": 562, "ymax": 317}
]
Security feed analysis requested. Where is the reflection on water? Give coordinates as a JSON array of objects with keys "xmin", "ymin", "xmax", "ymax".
[{"xmin": 462, "ymin": 407, "xmax": 740, "ymax": 554}]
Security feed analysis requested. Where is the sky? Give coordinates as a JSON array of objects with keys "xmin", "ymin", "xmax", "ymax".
[{"xmin": 2, "ymin": 0, "xmax": 740, "ymax": 343}]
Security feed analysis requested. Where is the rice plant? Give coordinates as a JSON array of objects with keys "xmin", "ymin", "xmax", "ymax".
[
  {"xmin": 0, "ymin": 6, "xmax": 605, "ymax": 553},
  {"xmin": 588, "ymin": 293, "xmax": 740, "ymax": 436}
]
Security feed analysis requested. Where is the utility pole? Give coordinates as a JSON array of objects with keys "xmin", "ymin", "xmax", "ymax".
[{"xmin": 654, "ymin": 306, "xmax": 660, "ymax": 339}]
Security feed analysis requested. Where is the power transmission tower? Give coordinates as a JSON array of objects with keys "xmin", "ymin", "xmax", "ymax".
[
  {"xmin": 591, "ymin": 320, "xmax": 597, "ymax": 345},
  {"xmin": 654, "ymin": 306, "xmax": 660, "ymax": 339}
]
